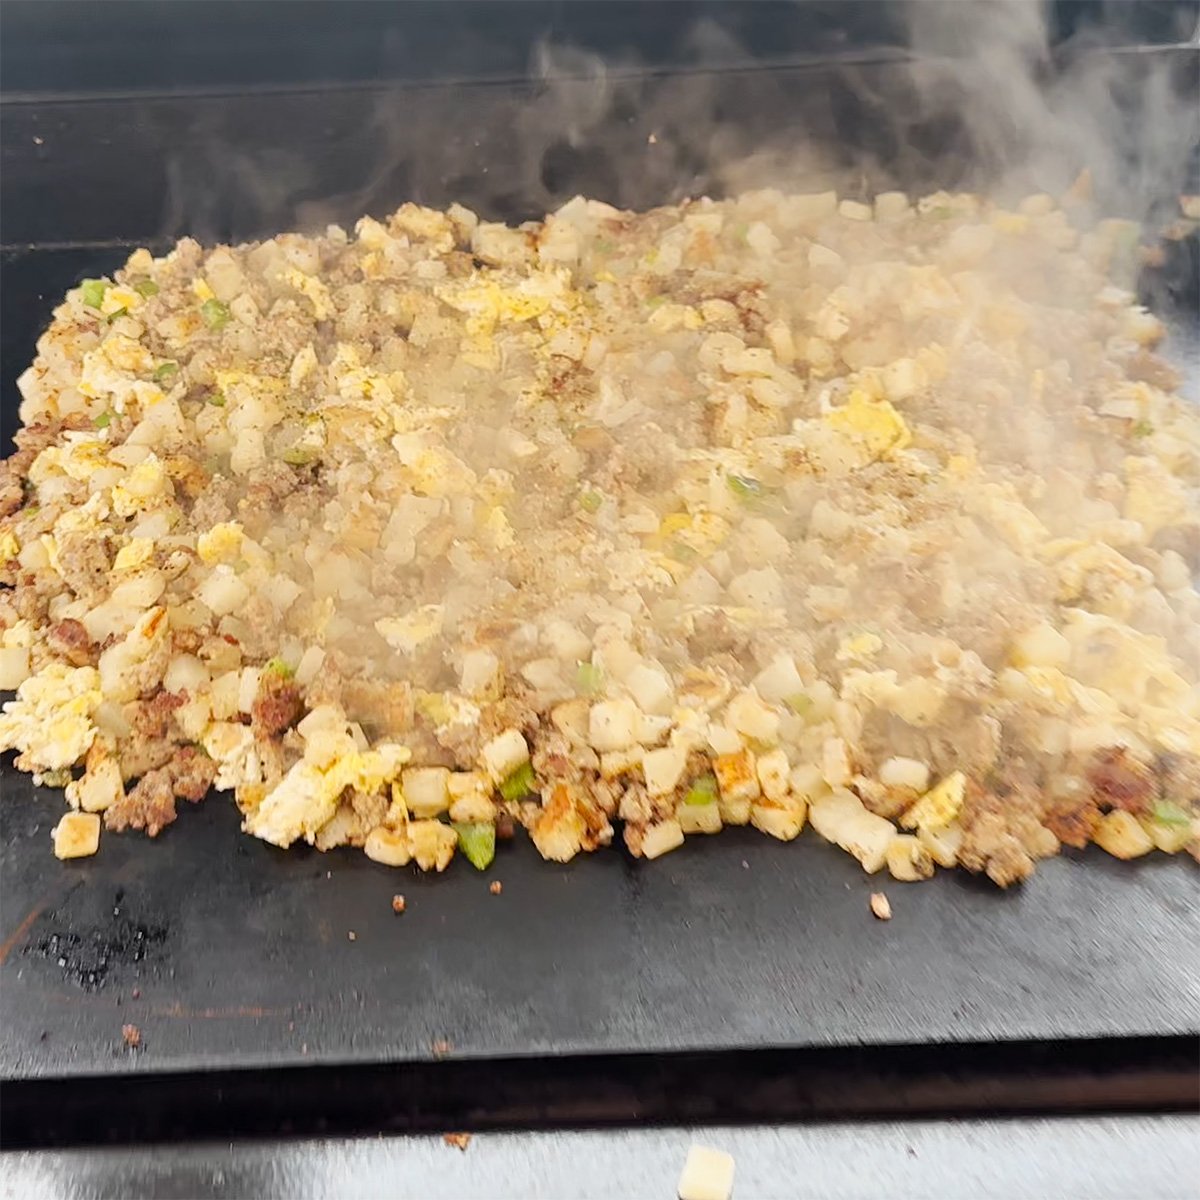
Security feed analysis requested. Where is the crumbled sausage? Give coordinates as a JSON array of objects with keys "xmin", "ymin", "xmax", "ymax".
[
  {"xmin": 105, "ymin": 767, "xmax": 177, "ymax": 836},
  {"xmin": 252, "ymin": 670, "xmax": 303, "ymax": 737},
  {"xmin": 1087, "ymin": 747, "xmax": 1154, "ymax": 816},
  {"xmin": 46, "ymin": 617, "xmax": 95, "ymax": 666}
]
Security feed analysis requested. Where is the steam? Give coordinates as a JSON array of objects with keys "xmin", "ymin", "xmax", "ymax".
[{"xmin": 155, "ymin": 1, "xmax": 1197, "ymax": 247}]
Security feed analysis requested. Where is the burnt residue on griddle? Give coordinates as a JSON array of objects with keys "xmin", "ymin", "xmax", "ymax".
[{"xmin": 26, "ymin": 890, "xmax": 167, "ymax": 991}]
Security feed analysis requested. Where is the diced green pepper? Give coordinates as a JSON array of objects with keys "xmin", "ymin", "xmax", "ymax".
[
  {"xmin": 929, "ymin": 206, "xmax": 955, "ymax": 220},
  {"xmin": 453, "ymin": 822, "xmax": 496, "ymax": 870},
  {"xmin": 727, "ymin": 474, "xmax": 764, "ymax": 501},
  {"xmin": 79, "ymin": 279, "xmax": 108, "ymax": 308},
  {"xmin": 40, "ymin": 768, "xmax": 73, "ymax": 789},
  {"xmin": 134, "ymin": 279, "xmax": 159, "ymax": 297},
  {"xmin": 579, "ymin": 490, "xmax": 603, "ymax": 513},
  {"xmin": 575, "ymin": 661, "xmax": 604, "ymax": 695},
  {"xmin": 200, "ymin": 298, "xmax": 231, "ymax": 330},
  {"xmin": 785, "ymin": 694, "xmax": 812, "ymax": 716},
  {"xmin": 684, "ymin": 774, "xmax": 719, "ymax": 806},
  {"xmin": 106, "ymin": 307, "xmax": 128, "ymax": 323},
  {"xmin": 645, "ymin": 294, "xmax": 667, "ymax": 309},
  {"xmin": 207, "ymin": 391, "xmax": 227, "ymax": 407},
  {"xmin": 93, "ymin": 411, "xmax": 112, "ymax": 430},
  {"xmin": 731, "ymin": 221, "xmax": 749, "ymax": 243},
  {"xmin": 499, "ymin": 760, "xmax": 537, "ymax": 802},
  {"xmin": 153, "ymin": 361, "xmax": 179, "ymax": 384},
  {"xmin": 1131, "ymin": 419, "xmax": 1153, "ymax": 438},
  {"xmin": 1151, "ymin": 801, "xmax": 1191, "ymax": 828},
  {"xmin": 263, "ymin": 657, "xmax": 294, "ymax": 679}
]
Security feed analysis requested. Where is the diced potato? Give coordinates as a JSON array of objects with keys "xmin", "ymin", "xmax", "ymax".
[
  {"xmin": 751, "ymin": 799, "xmax": 806, "ymax": 841},
  {"xmin": 407, "ymin": 819, "xmax": 458, "ymax": 871},
  {"xmin": 599, "ymin": 746, "xmax": 643, "ymax": 779},
  {"xmin": 550, "ymin": 698, "xmax": 590, "ymax": 747},
  {"xmin": 364, "ymin": 825, "xmax": 413, "ymax": 867},
  {"xmin": 918, "ymin": 821, "xmax": 963, "ymax": 868},
  {"xmin": 821, "ymin": 737, "xmax": 852, "ymax": 788},
  {"xmin": 642, "ymin": 745, "xmax": 688, "ymax": 796},
  {"xmin": 1011, "ymin": 622, "xmax": 1070, "ymax": 669},
  {"xmin": 65, "ymin": 754, "xmax": 124, "ymax": 813},
  {"xmin": 707, "ymin": 724, "xmax": 744, "ymax": 756},
  {"xmin": 879, "ymin": 756, "xmax": 930, "ymax": 793},
  {"xmin": 678, "ymin": 1144, "xmax": 736, "ymax": 1200},
  {"xmin": 400, "ymin": 766, "xmax": 451, "ymax": 817},
  {"xmin": 718, "ymin": 795, "xmax": 752, "ymax": 826},
  {"xmin": 625, "ymin": 663, "xmax": 674, "ymax": 715},
  {"xmin": 1094, "ymin": 810, "xmax": 1154, "ymax": 860},
  {"xmin": 530, "ymin": 783, "xmax": 587, "ymax": 862},
  {"xmin": 902, "ymin": 771, "xmax": 965, "ymax": 832},
  {"xmin": 0, "ymin": 646, "xmax": 31, "ymax": 689},
  {"xmin": 886, "ymin": 834, "xmax": 935, "ymax": 881},
  {"xmin": 755, "ymin": 748, "xmax": 790, "ymax": 801},
  {"xmin": 479, "ymin": 728, "xmax": 529, "ymax": 783},
  {"xmin": 641, "ymin": 818, "xmax": 685, "ymax": 860},
  {"xmin": 725, "ymin": 690, "xmax": 780, "ymax": 744},
  {"xmin": 751, "ymin": 655, "xmax": 805, "ymax": 704},
  {"xmin": 713, "ymin": 749, "xmax": 759, "ymax": 806},
  {"xmin": 809, "ymin": 790, "xmax": 896, "ymax": 873},
  {"xmin": 588, "ymin": 698, "xmax": 640, "ymax": 752},
  {"xmin": 677, "ymin": 801, "xmax": 722, "ymax": 835},
  {"xmin": 460, "ymin": 648, "xmax": 501, "ymax": 698},
  {"xmin": 51, "ymin": 811, "xmax": 101, "ymax": 859}
]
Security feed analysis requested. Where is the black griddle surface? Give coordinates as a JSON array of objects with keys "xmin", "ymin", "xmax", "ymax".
[
  {"xmin": 2, "ymin": 65, "xmax": 1199, "ymax": 1097},
  {"xmin": 3, "ymin": 761, "xmax": 1198, "ymax": 1080}
]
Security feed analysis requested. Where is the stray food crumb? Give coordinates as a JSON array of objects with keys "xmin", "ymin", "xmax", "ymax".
[
  {"xmin": 741, "ymin": 860, "xmax": 749, "ymax": 869},
  {"xmin": 870, "ymin": 892, "xmax": 892, "ymax": 920},
  {"xmin": 121, "ymin": 1023, "xmax": 141, "ymax": 1049},
  {"xmin": 33, "ymin": 135, "xmax": 44, "ymax": 145},
  {"xmin": 443, "ymin": 1132, "xmax": 472, "ymax": 1151},
  {"xmin": 489, "ymin": 881, "xmax": 502, "ymax": 895},
  {"xmin": 391, "ymin": 894, "xmax": 406, "ymax": 913},
  {"xmin": 347, "ymin": 930, "xmax": 357, "ymax": 941},
  {"xmin": 131, "ymin": 987, "xmax": 141, "ymax": 1000},
  {"xmin": 678, "ymin": 1143, "xmax": 735, "ymax": 1200},
  {"xmin": 432, "ymin": 1038, "xmax": 452, "ymax": 1058}
]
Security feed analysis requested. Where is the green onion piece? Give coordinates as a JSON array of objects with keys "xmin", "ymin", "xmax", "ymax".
[
  {"xmin": 668, "ymin": 539, "xmax": 698, "ymax": 563},
  {"xmin": 929, "ymin": 206, "xmax": 955, "ymax": 220},
  {"xmin": 282, "ymin": 445, "xmax": 318, "ymax": 465},
  {"xmin": 106, "ymin": 307, "xmax": 128, "ymax": 323},
  {"xmin": 1151, "ymin": 801, "xmax": 1191, "ymax": 828},
  {"xmin": 200, "ymin": 298, "xmax": 231, "ymax": 330},
  {"xmin": 727, "ymin": 474, "xmax": 764, "ymax": 501},
  {"xmin": 80, "ymin": 279, "xmax": 108, "ymax": 308},
  {"xmin": 1131, "ymin": 419, "xmax": 1153, "ymax": 438},
  {"xmin": 499, "ymin": 760, "xmax": 537, "ymax": 802},
  {"xmin": 453, "ymin": 822, "xmax": 496, "ymax": 870},
  {"xmin": 153, "ymin": 361, "xmax": 179, "ymax": 384},
  {"xmin": 785, "ymin": 694, "xmax": 812, "ymax": 716},
  {"xmin": 134, "ymin": 279, "xmax": 159, "ymax": 297},
  {"xmin": 93, "ymin": 411, "xmax": 112, "ymax": 430},
  {"xmin": 263, "ymin": 657, "xmax": 294, "ymax": 679},
  {"xmin": 207, "ymin": 391, "xmax": 227, "ymax": 407},
  {"xmin": 579, "ymin": 490, "xmax": 603, "ymax": 513},
  {"xmin": 645, "ymin": 295, "xmax": 667, "ymax": 309},
  {"xmin": 732, "ymin": 222, "xmax": 749, "ymax": 243},
  {"xmin": 685, "ymin": 774, "xmax": 719, "ymax": 806},
  {"xmin": 575, "ymin": 661, "xmax": 604, "ymax": 695},
  {"xmin": 40, "ymin": 768, "xmax": 73, "ymax": 789},
  {"xmin": 594, "ymin": 238, "xmax": 614, "ymax": 255}
]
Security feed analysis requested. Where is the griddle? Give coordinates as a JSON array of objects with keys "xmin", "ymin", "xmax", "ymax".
[{"xmin": 2, "ymin": 50, "xmax": 1198, "ymax": 1149}]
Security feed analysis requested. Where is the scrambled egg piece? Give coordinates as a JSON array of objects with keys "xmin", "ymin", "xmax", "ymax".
[
  {"xmin": 284, "ymin": 270, "xmax": 335, "ymax": 321},
  {"xmin": 376, "ymin": 605, "xmax": 445, "ymax": 654},
  {"xmin": 0, "ymin": 664, "xmax": 102, "ymax": 771},
  {"xmin": 824, "ymin": 388, "xmax": 912, "ymax": 459},
  {"xmin": 243, "ymin": 715, "xmax": 411, "ymax": 848},
  {"xmin": 197, "ymin": 522, "xmax": 244, "ymax": 565}
]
